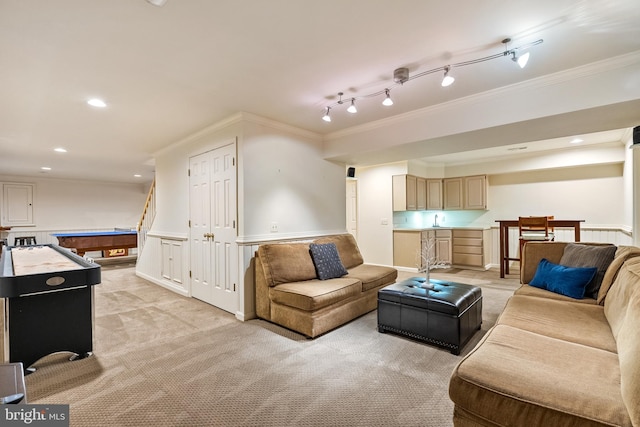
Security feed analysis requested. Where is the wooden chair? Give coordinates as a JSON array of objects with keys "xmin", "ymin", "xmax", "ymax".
[{"xmin": 518, "ymin": 216, "xmax": 554, "ymax": 257}]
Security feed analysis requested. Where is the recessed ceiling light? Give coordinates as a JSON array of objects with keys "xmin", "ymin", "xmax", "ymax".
[
  {"xmin": 570, "ymin": 138, "xmax": 584, "ymax": 144},
  {"xmin": 54, "ymin": 147, "xmax": 67, "ymax": 153},
  {"xmin": 41, "ymin": 166, "xmax": 51, "ymax": 171},
  {"xmin": 134, "ymin": 174, "xmax": 142, "ymax": 178},
  {"xmin": 87, "ymin": 98, "xmax": 107, "ymax": 108}
]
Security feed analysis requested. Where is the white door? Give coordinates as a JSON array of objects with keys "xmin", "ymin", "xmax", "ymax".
[
  {"xmin": 189, "ymin": 142, "xmax": 237, "ymax": 314},
  {"xmin": 346, "ymin": 179, "xmax": 358, "ymax": 239}
]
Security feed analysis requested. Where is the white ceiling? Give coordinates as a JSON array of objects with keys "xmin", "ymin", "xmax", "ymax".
[{"xmin": 1, "ymin": 0, "xmax": 639, "ymax": 183}]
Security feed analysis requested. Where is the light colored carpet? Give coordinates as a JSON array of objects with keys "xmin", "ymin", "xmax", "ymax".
[{"xmin": 20, "ymin": 264, "xmax": 520, "ymax": 426}]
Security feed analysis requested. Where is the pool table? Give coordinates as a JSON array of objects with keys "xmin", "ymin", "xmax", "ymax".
[{"xmin": 52, "ymin": 230, "xmax": 137, "ymax": 257}]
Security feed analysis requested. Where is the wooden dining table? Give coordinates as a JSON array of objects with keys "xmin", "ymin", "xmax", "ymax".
[{"xmin": 496, "ymin": 219, "xmax": 585, "ymax": 278}]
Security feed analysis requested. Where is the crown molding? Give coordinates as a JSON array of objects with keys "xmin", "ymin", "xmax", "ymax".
[
  {"xmin": 324, "ymin": 50, "xmax": 640, "ymax": 142},
  {"xmin": 153, "ymin": 112, "xmax": 244, "ymax": 157},
  {"xmin": 240, "ymin": 112, "xmax": 322, "ymax": 142}
]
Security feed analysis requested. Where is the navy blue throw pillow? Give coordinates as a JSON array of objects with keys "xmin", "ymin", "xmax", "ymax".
[
  {"xmin": 529, "ymin": 258, "xmax": 597, "ymax": 299},
  {"xmin": 309, "ymin": 243, "xmax": 348, "ymax": 280}
]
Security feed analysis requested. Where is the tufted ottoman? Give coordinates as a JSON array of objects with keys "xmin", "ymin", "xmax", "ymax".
[{"xmin": 377, "ymin": 277, "xmax": 482, "ymax": 355}]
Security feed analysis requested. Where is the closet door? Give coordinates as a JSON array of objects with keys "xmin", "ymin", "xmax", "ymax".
[{"xmin": 189, "ymin": 142, "xmax": 238, "ymax": 314}]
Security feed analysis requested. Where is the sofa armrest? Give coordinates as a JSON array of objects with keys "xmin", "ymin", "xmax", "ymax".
[{"xmin": 255, "ymin": 255, "xmax": 272, "ymax": 320}]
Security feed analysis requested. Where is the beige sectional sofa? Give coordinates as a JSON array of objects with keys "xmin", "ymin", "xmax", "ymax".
[
  {"xmin": 449, "ymin": 241, "xmax": 640, "ymax": 427},
  {"xmin": 255, "ymin": 233, "xmax": 398, "ymax": 338}
]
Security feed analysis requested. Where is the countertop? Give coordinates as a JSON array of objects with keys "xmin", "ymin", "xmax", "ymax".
[{"xmin": 393, "ymin": 225, "xmax": 492, "ymax": 231}]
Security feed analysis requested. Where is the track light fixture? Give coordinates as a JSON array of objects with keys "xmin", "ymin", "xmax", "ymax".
[
  {"xmin": 347, "ymin": 98, "xmax": 357, "ymax": 113},
  {"xmin": 322, "ymin": 107, "xmax": 331, "ymax": 122},
  {"xmin": 441, "ymin": 66, "xmax": 455, "ymax": 87},
  {"xmin": 382, "ymin": 89, "xmax": 393, "ymax": 106},
  {"xmin": 321, "ymin": 37, "xmax": 543, "ymax": 122}
]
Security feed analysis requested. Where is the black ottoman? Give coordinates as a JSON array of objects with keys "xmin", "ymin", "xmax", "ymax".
[{"xmin": 377, "ymin": 277, "xmax": 482, "ymax": 355}]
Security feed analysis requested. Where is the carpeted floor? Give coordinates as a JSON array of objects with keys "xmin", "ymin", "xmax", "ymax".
[{"xmin": 20, "ymin": 264, "xmax": 520, "ymax": 426}]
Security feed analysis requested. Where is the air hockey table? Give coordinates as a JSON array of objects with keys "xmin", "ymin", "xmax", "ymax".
[{"xmin": 0, "ymin": 244, "xmax": 101, "ymax": 371}]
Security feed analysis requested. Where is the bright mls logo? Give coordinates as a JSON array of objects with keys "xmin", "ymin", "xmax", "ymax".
[{"xmin": 2, "ymin": 405, "xmax": 69, "ymax": 426}]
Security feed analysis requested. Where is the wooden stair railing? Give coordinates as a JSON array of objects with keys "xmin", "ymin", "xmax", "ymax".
[{"xmin": 137, "ymin": 178, "xmax": 156, "ymax": 258}]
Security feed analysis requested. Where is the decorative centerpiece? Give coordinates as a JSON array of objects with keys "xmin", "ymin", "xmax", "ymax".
[{"xmin": 417, "ymin": 234, "xmax": 450, "ymax": 290}]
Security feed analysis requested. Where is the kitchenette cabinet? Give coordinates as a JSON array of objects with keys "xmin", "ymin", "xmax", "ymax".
[
  {"xmin": 443, "ymin": 175, "xmax": 487, "ymax": 210},
  {"xmin": 452, "ymin": 228, "xmax": 491, "ymax": 269},
  {"xmin": 393, "ymin": 229, "xmax": 452, "ymax": 268}
]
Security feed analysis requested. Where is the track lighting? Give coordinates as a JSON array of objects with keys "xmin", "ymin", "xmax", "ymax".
[
  {"xmin": 347, "ymin": 98, "xmax": 357, "ymax": 113},
  {"xmin": 322, "ymin": 107, "xmax": 331, "ymax": 122},
  {"xmin": 321, "ymin": 37, "xmax": 543, "ymax": 121},
  {"xmin": 382, "ymin": 89, "xmax": 393, "ymax": 106},
  {"xmin": 512, "ymin": 51, "xmax": 530, "ymax": 68},
  {"xmin": 441, "ymin": 66, "xmax": 455, "ymax": 87}
]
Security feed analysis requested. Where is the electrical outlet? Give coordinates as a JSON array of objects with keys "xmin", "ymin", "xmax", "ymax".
[{"xmin": 270, "ymin": 222, "xmax": 278, "ymax": 232}]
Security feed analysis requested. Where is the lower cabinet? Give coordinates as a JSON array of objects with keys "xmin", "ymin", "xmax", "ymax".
[
  {"xmin": 161, "ymin": 238, "xmax": 183, "ymax": 285},
  {"xmin": 452, "ymin": 229, "xmax": 490, "ymax": 269},
  {"xmin": 393, "ymin": 229, "xmax": 452, "ymax": 269}
]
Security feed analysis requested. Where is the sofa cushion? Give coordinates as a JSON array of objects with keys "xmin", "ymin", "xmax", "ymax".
[
  {"xmin": 598, "ymin": 245, "xmax": 640, "ymax": 304},
  {"xmin": 309, "ymin": 243, "xmax": 348, "ymax": 280},
  {"xmin": 449, "ymin": 324, "xmax": 631, "ymax": 427},
  {"xmin": 345, "ymin": 264, "xmax": 398, "ymax": 292},
  {"xmin": 257, "ymin": 243, "xmax": 317, "ymax": 287},
  {"xmin": 530, "ymin": 258, "xmax": 597, "ymax": 299},
  {"xmin": 497, "ymin": 295, "xmax": 617, "ymax": 352},
  {"xmin": 313, "ymin": 234, "xmax": 364, "ymax": 269},
  {"xmin": 513, "ymin": 284, "xmax": 597, "ymax": 304},
  {"xmin": 560, "ymin": 243, "xmax": 616, "ymax": 299},
  {"xmin": 269, "ymin": 278, "xmax": 361, "ymax": 311}
]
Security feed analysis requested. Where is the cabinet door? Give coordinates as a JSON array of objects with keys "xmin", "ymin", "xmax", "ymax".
[
  {"xmin": 406, "ymin": 175, "xmax": 417, "ymax": 210},
  {"xmin": 416, "ymin": 177, "xmax": 426, "ymax": 210},
  {"xmin": 2, "ymin": 183, "xmax": 35, "ymax": 226},
  {"xmin": 426, "ymin": 179, "xmax": 443, "ymax": 210},
  {"xmin": 443, "ymin": 178, "xmax": 463, "ymax": 210},
  {"xmin": 393, "ymin": 231, "xmax": 421, "ymax": 268},
  {"xmin": 392, "ymin": 175, "xmax": 418, "ymax": 211},
  {"xmin": 464, "ymin": 175, "xmax": 487, "ymax": 210},
  {"xmin": 435, "ymin": 238, "xmax": 452, "ymax": 264}
]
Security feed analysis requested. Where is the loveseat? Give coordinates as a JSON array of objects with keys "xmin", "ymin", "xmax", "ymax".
[
  {"xmin": 255, "ymin": 234, "xmax": 397, "ymax": 338},
  {"xmin": 449, "ymin": 241, "xmax": 640, "ymax": 426}
]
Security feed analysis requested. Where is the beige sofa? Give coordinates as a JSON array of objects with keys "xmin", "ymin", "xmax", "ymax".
[
  {"xmin": 255, "ymin": 234, "xmax": 397, "ymax": 338},
  {"xmin": 449, "ymin": 241, "xmax": 640, "ymax": 427}
]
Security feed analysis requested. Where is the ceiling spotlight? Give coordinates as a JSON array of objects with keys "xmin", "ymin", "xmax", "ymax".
[
  {"xmin": 382, "ymin": 89, "xmax": 393, "ymax": 106},
  {"xmin": 41, "ymin": 166, "xmax": 51, "ymax": 171},
  {"xmin": 512, "ymin": 51, "xmax": 530, "ymax": 68},
  {"xmin": 87, "ymin": 98, "xmax": 107, "ymax": 108},
  {"xmin": 570, "ymin": 137, "xmax": 584, "ymax": 144},
  {"xmin": 441, "ymin": 66, "xmax": 455, "ymax": 87},
  {"xmin": 322, "ymin": 107, "xmax": 331, "ymax": 122},
  {"xmin": 347, "ymin": 98, "xmax": 357, "ymax": 113},
  {"xmin": 146, "ymin": 0, "xmax": 168, "ymax": 6},
  {"xmin": 54, "ymin": 147, "xmax": 67, "ymax": 153}
]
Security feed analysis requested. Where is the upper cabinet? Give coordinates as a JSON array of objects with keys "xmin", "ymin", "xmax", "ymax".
[
  {"xmin": 426, "ymin": 179, "xmax": 443, "ymax": 210},
  {"xmin": 443, "ymin": 177, "xmax": 463, "ymax": 210},
  {"xmin": 393, "ymin": 175, "xmax": 419, "ymax": 211},
  {"xmin": 393, "ymin": 174, "xmax": 487, "ymax": 211},
  {"xmin": 464, "ymin": 175, "xmax": 487, "ymax": 210},
  {"xmin": 444, "ymin": 175, "xmax": 487, "ymax": 211}
]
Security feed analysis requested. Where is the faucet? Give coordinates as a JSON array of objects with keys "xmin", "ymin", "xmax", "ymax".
[{"xmin": 433, "ymin": 214, "xmax": 439, "ymax": 227}]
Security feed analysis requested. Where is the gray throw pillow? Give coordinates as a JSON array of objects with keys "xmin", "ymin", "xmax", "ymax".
[
  {"xmin": 309, "ymin": 243, "xmax": 348, "ymax": 280},
  {"xmin": 559, "ymin": 243, "xmax": 617, "ymax": 299}
]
